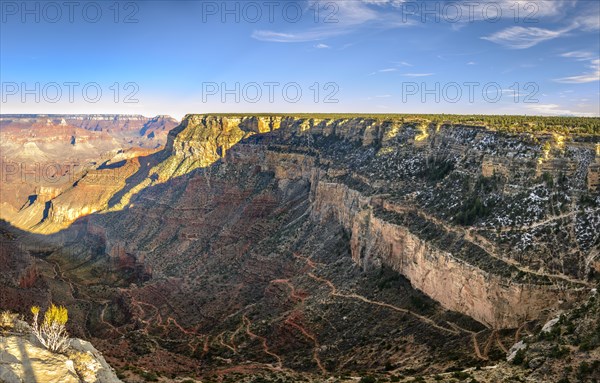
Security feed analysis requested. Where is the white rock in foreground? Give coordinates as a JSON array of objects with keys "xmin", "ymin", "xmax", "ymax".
[
  {"xmin": 506, "ymin": 340, "xmax": 527, "ymax": 362},
  {"xmin": 0, "ymin": 333, "xmax": 122, "ymax": 383}
]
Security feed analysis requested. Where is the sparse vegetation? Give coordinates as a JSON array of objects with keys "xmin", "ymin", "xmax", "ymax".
[
  {"xmin": 0, "ymin": 310, "xmax": 17, "ymax": 329},
  {"xmin": 359, "ymin": 376, "xmax": 377, "ymax": 383},
  {"xmin": 30, "ymin": 304, "xmax": 70, "ymax": 353},
  {"xmin": 207, "ymin": 113, "xmax": 600, "ymax": 135}
]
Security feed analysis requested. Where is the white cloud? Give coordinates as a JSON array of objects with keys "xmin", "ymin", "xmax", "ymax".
[
  {"xmin": 402, "ymin": 73, "xmax": 434, "ymax": 77},
  {"xmin": 573, "ymin": 9, "xmax": 600, "ymax": 31},
  {"xmin": 555, "ymin": 59, "xmax": 600, "ymax": 84},
  {"xmin": 314, "ymin": 43, "xmax": 331, "ymax": 49},
  {"xmin": 560, "ymin": 51, "xmax": 595, "ymax": 61},
  {"xmin": 481, "ymin": 26, "xmax": 571, "ymax": 49},
  {"xmin": 494, "ymin": 0, "xmax": 568, "ymax": 17},
  {"xmin": 482, "ymin": 1, "xmax": 597, "ymax": 50},
  {"xmin": 361, "ymin": 0, "xmax": 406, "ymax": 7},
  {"xmin": 252, "ymin": 0, "xmax": 415, "ymax": 43},
  {"xmin": 556, "ymin": 52, "xmax": 600, "ymax": 84},
  {"xmin": 368, "ymin": 68, "xmax": 398, "ymax": 75},
  {"xmin": 252, "ymin": 29, "xmax": 341, "ymax": 43},
  {"xmin": 428, "ymin": 0, "xmax": 570, "ymax": 24},
  {"xmin": 467, "ymin": 61, "xmax": 476, "ymax": 65},
  {"xmin": 526, "ymin": 104, "xmax": 598, "ymax": 117}
]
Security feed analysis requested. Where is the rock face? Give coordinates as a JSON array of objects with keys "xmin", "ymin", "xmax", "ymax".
[
  {"xmin": 310, "ymin": 181, "xmax": 576, "ymax": 328},
  {"xmin": 0, "ymin": 114, "xmax": 179, "ymax": 148},
  {"xmin": 0, "ymin": 332, "xmax": 121, "ymax": 383},
  {"xmin": 0, "ymin": 114, "xmax": 178, "ymax": 234}
]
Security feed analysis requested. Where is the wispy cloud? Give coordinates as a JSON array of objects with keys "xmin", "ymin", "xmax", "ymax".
[
  {"xmin": 402, "ymin": 73, "xmax": 434, "ymax": 77},
  {"xmin": 560, "ymin": 51, "xmax": 595, "ymax": 61},
  {"xmin": 435, "ymin": 0, "xmax": 570, "ymax": 24},
  {"xmin": 252, "ymin": 0, "xmax": 415, "ymax": 43},
  {"xmin": 494, "ymin": 0, "xmax": 568, "ymax": 17},
  {"xmin": 556, "ymin": 59, "xmax": 600, "ymax": 84},
  {"xmin": 368, "ymin": 68, "xmax": 398, "ymax": 76},
  {"xmin": 252, "ymin": 30, "xmax": 342, "ymax": 43},
  {"xmin": 314, "ymin": 43, "xmax": 331, "ymax": 49},
  {"xmin": 482, "ymin": 1, "xmax": 598, "ymax": 50},
  {"xmin": 572, "ymin": 7, "xmax": 600, "ymax": 31},
  {"xmin": 482, "ymin": 26, "xmax": 571, "ymax": 49}
]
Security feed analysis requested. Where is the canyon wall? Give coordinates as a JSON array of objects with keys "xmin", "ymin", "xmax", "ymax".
[
  {"xmin": 5, "ymin": 115, "xmax": 598, "ymax": 331},
  {"xmin": 309, "ymin": 180, "xmax": 574, "ymax": 328},
  {"xmin": 214, "ymin": 115, "xmax": 597, "ymax": 328}
]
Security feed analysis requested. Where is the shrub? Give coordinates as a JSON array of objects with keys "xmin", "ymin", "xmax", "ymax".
[
  {"xmin": 30, "ymin": 304, "xmax": 70, "ymax": 353},
  {"xmin": 140, "ymin": 371, "xmax": 159, "ymax": 381},
  {"xmin": 359, "ymin": 377, "xmax": 377, "ymax": 383},
  {"xmin": 452, "ymin": 371, "xmax": 471, "ymax": 380},
  {"xmin": 511, "ymin": 349, "xmax": 526, "ymax": 365},
  {"xmin": 0, "ymin": 310, "xmax": 17, "ymax": 329},
  {"xmin": 548, "ymin": 345, "xmax": 569, "ymax": 358},
  {"xmin": 576, "ymin": 361, "xmax": 593, "ymax": 379}
]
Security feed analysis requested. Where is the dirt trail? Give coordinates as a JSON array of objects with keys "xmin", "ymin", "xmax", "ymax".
[
  {"xmin": 242, "ymin": 315, "xmax": 284, "ymax": 369},
  {"xmin": 216, "ymin": 332, "xmax": 236, "ymax": 353},
  {"xmin": 41, "ymin": 259, "xmax": 92, "ymax": 338},
  {"xmin": 496, "ymin": 336, "xmax": 508, "ymax": 353},
  {"xmin": 472, "ymin": 333, "xmax": 486, "ymax": 360},
  {"xmin": 270, "ymin": 279, "xmax": 306, "ymax": 303},
  {"xmin": 482, "ymin": 331, "xmax": 496, "ymax": 359},
  {"xmin": 283, "ymin": 314, "xmax": 326, "ymax": 374},
  {"xmin": 99, "ymin": 302, "xmax": 124, "ymax": 336},
  {"xmin": 307, "ymin": 272, "xmax": 458, "ymax": 335}
]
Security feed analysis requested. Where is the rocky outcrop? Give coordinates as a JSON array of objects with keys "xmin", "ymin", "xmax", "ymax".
[{"xmin": 0, "ymin": 332, "xmax": 121, "ymax": 383}]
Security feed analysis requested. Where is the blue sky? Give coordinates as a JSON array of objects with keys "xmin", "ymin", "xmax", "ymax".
[{"xmin": 1, "ymin": 0, "xmax": 599, "ymax": 119}]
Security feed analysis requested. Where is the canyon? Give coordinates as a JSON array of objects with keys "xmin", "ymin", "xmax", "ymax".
[{"xmin": 0, "ymin": 114, "xmax": 598, "ymax": 382}]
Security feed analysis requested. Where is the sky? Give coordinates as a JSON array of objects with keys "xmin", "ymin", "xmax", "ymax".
[{"xmin": 1, "ymin": 0, "xmax": 599, "ymax": 120}]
